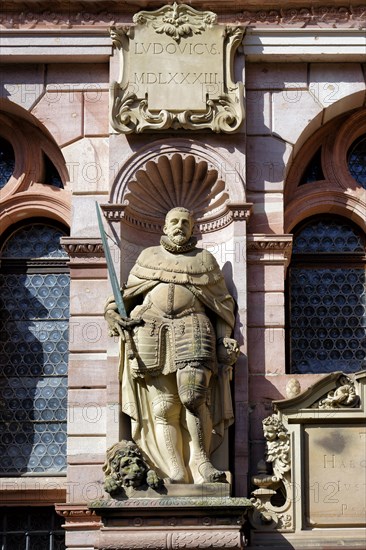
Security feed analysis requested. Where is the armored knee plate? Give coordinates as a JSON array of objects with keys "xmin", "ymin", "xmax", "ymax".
[
  {"xmin": 152, "ymin": 393, "xmax": 181, "ymax": 425},
  {"xmin": 178, "ymin": 382, "xmax": 208, "ymax": 414}
]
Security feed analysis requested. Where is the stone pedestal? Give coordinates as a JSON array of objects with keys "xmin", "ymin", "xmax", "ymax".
[{"xmin": 89, "ymin": 493, "xmax": 252, "ymax": 550}]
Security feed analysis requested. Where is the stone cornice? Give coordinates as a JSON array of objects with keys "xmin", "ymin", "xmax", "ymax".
[
  {"xmin": 247, "ymin": 234, "xmax": 293, "ymax": 252},
  {"xmin": 61, "ymin": 237, "xmax": 104, "ymax": 257},
  {"xmin": 56, "ymin": 504, "xmax": 99, "ymax": 518},
  {"xmin": 0, "ymin": 4, "xmax": 365, "ymax": 29},
  {"xmin": 55, "ymin": 504, "xmax": 102, "ymax": 530},
  {"xmin": 101, "ymin": 203, "xmax": 252, "ymax": 234}
]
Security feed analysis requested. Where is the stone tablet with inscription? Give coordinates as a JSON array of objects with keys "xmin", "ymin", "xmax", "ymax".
[
  {"xmin": 110, "ymin": 3, "xmax": 244, "ymax": 133},
  {"xmin": 250, "ymin": 371, "xmax": 366, "ymax": 547},
  {"xmin": 305, "ymin": 425, "xmax": 366, "ymax": 526}
]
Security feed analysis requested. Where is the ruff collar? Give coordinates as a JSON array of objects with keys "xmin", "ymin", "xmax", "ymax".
[{"xmin": 160, "ymin": 235, "xmax": 197, "ymax": 254}]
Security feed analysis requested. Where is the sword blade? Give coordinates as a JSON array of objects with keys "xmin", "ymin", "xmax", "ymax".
[{"xmin": 95, "ymin": 202, "xmax": 127, "ymax": 318}]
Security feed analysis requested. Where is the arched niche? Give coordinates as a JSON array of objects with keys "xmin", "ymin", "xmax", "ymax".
[{"xmin": 102, "ymin": 139, "xmax": 252, "ymax": 492}]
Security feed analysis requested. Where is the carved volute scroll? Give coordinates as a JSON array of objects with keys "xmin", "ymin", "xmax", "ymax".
[{"xmin": 110, "ymin": 3, "xmax": 244, "ymax": 133}]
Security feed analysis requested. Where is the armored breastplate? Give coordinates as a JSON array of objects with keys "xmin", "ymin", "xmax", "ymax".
[
  {"xmin": 147, "ymin": 282, "xmax": 204, "ymax": 317},
  {"xmin": 128, "ymin": 282, "xmax": 215, "ymax": 377}
]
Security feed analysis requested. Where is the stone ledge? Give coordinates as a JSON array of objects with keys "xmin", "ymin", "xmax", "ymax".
[
  {"xmin": 88, "ymin": 496, "xmax": 252, "ymax": 550},
  {"xmin": 89, "ymin": 495, "xmax": 252, "ymax": 511}
]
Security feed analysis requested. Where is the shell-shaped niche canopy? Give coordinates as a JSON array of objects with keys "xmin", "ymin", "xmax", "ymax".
[{"xmin": 122, "ymin": 153, "xmax": 229, "ymax": 232}]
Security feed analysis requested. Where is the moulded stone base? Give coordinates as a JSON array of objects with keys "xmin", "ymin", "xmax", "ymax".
[
  {"xmin": 89, "ymin": 496, "xmax": 252, "ymax": 550},
  {"xmin": 117, "ymin": 482, "xmax": 231, "ymax": 500}
]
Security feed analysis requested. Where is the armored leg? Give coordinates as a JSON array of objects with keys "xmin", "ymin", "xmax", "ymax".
[
  {"xmin": 177, "ymin": 366, "xmax": 226, "ymax": 484},
  {"xmin": 148, "ymin": 373, "xmax": 188, "ymax": 483}
]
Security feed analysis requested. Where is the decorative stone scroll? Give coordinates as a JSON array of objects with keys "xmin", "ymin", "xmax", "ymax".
[
  {"xmin": 249, "ymin": 371, "xmax": 366, "ymax": 547},
  {"xmin": 110, "ymin": 3, "xmax": 244, "ymax": 133}
]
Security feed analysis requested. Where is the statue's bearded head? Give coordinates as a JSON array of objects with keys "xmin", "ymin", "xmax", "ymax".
[{"xmin": 163, "ymin": 207, "xmax": 194, "ymax": 246}]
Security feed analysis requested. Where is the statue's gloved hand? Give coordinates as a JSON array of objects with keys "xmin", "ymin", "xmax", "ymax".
[
  {"xmin": 217, "ymin": 337, "xmax": 239, "ymax": 366},
  {"xmin": 104, "ymin": 296, "xmax": 142, "ymax": 337}
]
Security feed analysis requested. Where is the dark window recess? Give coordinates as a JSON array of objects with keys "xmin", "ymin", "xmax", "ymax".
[
  {"xmin": 288, "ymin": 217, "xmax": 366, "ymax": 374},
  {"xmin": 0, "ymin": 223, "xmax": 69, "ymax": 474},
  {"xmin": 348, "ymin": 134, "xmax": 366, "ymax": 189},
  {"xmin": 0, "ymin": 137, "xmax": 15, "ymax": 190},
  {"xmin": 0, "ymin": 506, "xmax": 65, "ymax": 550},
  {"xmin": 299, "ymin": 148, "xmax": 324, "ymax": 185},
  {"xmin": 43, "ymin": 153, "xmax": 63, "ymax": 189}
]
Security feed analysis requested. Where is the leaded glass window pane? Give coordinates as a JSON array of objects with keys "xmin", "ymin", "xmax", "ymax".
[
  {"xmin": 0, "ymin": 223, "xmax": 69, "ymax": 474},
  {"xmin": 0, "ymin": 506, "xmax": 65, "ymax": 550},
  {"xmin": 289, "ymin": 217, "xmax": 366, "ymax": 374},
  {"xmin": 2, "ymin": 224, "xmax": 68, "ymax": 258},
  {"xmin": 290, "ymin": 267, "xmax": 365, "ymax": 373},
  {"xmin": 348, "ymin": 134, "xmax": 366, "ymax": 188},
  {"xmin": 0, "ymin": 137, "xmax": 15, "ymax": 190},
  {"xmin": 292, "ymin": 219, "xmax": 364, "ymax": 254}
]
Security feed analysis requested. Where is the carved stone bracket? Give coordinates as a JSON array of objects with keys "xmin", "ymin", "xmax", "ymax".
[
  {"xmin": 61, "ymin": 237, "xmax": 104, "ymax": 259},
  {"xmin": 247, "ymin": 234, "xmax": 293, "ymax": 269},
  {"xmin": 61, "ymin": 237, "xmax": 106, "ymax": 277},
  {"xmin": 55, "ymin": 504, "xmax": 102, "ymax": 530},
  {"xmin": 110, "ymin": 3, "xmax": 244, "ymax": 134}
]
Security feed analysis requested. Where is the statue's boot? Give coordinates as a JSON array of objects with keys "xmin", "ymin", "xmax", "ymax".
[
  {"xmin": 185, "ymin": 404, "xmax": 227, "ymax": 483},
  {"xmin": 198, "ymin": 460, "xmax": 227, "ymax": 483}
]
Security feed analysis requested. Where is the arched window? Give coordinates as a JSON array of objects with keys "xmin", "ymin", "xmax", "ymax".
[
  {"xmin": 347, "ymin": 133, "xmax": 366, "ymax": 188},
  {"xmin": 0, "ymin": 221, "xmax": 69, "ymax": 474},
  {"xmin": 0, "ymin": 136, "xmax": 15, "ymax": 190},
  {"xmin": 287, "ymin": 216, "xmax": 366, "ymax": 374}
]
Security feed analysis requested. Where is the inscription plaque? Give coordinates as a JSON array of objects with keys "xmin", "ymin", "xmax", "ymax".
[
  {"xmin": 305, "ymin": 425, "xmax": 366, "ymax": 526},
  {"xmin": 110, "ymin": 3, "xmax": 244, "ymax": 133}
]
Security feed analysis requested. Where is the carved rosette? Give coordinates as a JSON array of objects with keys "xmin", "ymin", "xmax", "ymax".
[{"xmin": 110, "ymin": 3, "xmax": 244, "ymax": 134}]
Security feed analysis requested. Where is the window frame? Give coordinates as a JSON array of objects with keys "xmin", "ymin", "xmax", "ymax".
[
  {"xmin": 0, "ymin": 218, "xmax": 70, "ymax": 477},
  {"xmin": 286, "ymin": 215, "xmax": 366, "ymax": 374}
]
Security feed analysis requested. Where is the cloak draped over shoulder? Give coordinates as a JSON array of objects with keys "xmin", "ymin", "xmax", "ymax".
[{"xmin": 123, "ymin": 245, "xmax": 236, "ymax": 330}]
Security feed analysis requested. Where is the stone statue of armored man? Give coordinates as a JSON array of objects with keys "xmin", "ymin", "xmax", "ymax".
[{"xmin": 105, "ymin": 207, "xmax": 239, "ymax": 484}]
